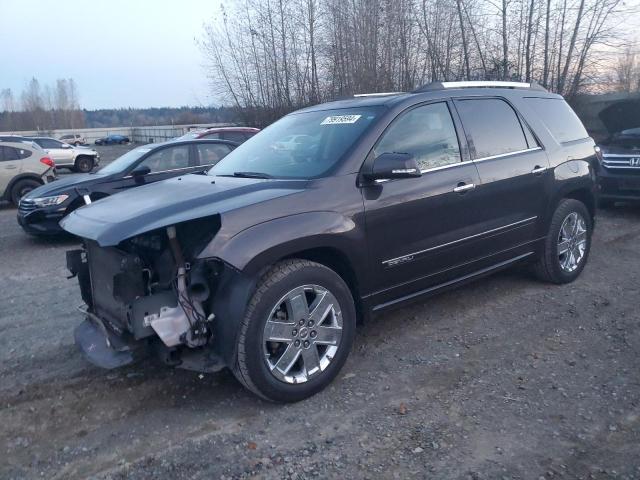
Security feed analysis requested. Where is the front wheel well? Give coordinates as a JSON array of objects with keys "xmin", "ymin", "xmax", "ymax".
[
  {"xmin": 564, "ymin": 188, "xmax": 595, "ymax": 220},
  {"xmin": 281, "ymin": 247, "xmax": 364, "ymax": 323}
]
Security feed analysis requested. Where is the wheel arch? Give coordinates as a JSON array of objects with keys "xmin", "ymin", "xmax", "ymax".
[{"xmin": 3, "ymin": 173, "xmax": 44, "ymax": 201}]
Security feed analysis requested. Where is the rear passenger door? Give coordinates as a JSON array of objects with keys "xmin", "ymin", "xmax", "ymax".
[
  {"xmin": 0, "ymin": 146, "xmax": 23, "ymax": 194},
  {"xmin": 454, "ymin": 97, "xmax": 551, "ymax": 255}
]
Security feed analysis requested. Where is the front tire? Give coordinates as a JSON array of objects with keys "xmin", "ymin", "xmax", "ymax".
[
  {"xmin": 534, "ymin": 198, "xmax": 592, "ymax": 284},
  {"xmin": 74, "ymin": 156, "xmax": 94, "ymax": 173},
  {"xmin": 10, "ymin": 179, "xmax": 41, "ymax": 205},
  {"xmin": 233, "ymin": 259, "xmax": 356, "ymax": 402}
]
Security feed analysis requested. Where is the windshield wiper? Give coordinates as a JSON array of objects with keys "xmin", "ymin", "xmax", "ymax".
[{"xmin": 226, "ymin": 171, "xmax": 273, "ymax": 179}]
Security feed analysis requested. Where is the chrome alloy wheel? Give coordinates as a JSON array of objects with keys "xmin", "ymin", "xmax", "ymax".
[
  {"xmin": 262, "ymin": 285, "xmax": 343, "ymax": 384},
  {"xmin": 557, "ymin": 211, "xmax": 587, "ymax": 273}
]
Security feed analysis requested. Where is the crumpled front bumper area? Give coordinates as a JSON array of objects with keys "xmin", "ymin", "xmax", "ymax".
[{"xmin": 74, "ymin": 317, "xmax": 144, "ymax": 369}]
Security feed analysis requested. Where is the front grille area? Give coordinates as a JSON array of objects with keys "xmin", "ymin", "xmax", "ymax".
[
  {"xmin": 18, "ymin": 198, "xmax": 37, "ymax": 214},
  {"xmin": 602, "ymin": 154, "xmax": 640, "ymax": 171}
]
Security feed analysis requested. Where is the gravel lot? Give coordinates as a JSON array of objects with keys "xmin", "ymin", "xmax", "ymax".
[{"xmin": 0, "ymin": 156, "xmax": 639, "ymax": 479}]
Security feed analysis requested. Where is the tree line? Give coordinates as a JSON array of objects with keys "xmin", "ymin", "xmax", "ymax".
[
  {"xmin": 201, "ymin": 0, "xmax": 637, "ymax": 126},
  {"xmin": 1, "ymin": 78, "xmax": 84, "ymax": 131},
  {"xmin": 0, "ymin": 78, "xmax": 240, "ymax": 132}
]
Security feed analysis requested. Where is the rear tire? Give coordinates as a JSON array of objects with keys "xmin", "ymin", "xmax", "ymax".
[
  {"xmin": 10, "ymin": 179, "xmax": 41, "ymax": 205},
  {"xmin": 232, "ymin": 259, "xmax": 356, "ymax": 402},
  {"xmin": 74, "ymin": 156, "xmax": 94, "ymax": 173},
  {"xmin": 533, "ymin": 198, "xmax": 592, "ymax": 284}
]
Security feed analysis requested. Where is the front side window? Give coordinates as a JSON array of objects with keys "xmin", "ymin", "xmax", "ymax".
[
  {"xmin": 197, "ymin": 143, "xmax": 232, "ymax": 166},
  {"xmin": 139, "ymin": 145, "xmax": 190, "ymax": 173},
  {"xmin": 36, "ymin": 138, "xmax": 62, "ymax": 149},
  {"xmin": 374, "ymin": 102, "xmax": 462, "ymax": 171},
  {"xmin": 210, "ymin": 106, "xmax": 383, "ymax": 179},
  {"xmin": 456, "ymin": 98, "xmax": 528, "ymax": 159}
]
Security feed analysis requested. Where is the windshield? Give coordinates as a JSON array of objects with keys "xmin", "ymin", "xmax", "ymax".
[
  {"xmin": 98, "ymin": 146, "xmax": 152, "ymax": 174},
  {"xmin": 209, "ymin": 107, "xmax": 383, "ymax": 179}
]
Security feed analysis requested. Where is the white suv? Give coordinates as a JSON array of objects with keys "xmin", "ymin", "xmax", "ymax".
[
  {"xmin": 59, "ymin": 134, "xmax": 86, "ymax": 146},
  {"xmin": 0, "ymin": 141, "xmax": 57, "ymax": 205},
  {"xmin": 30, "ymin": 137, "xmax": 100, "ymax": 173}
]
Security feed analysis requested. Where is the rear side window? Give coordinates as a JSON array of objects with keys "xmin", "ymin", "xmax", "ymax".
[
  {"xmin": 0, "ymin": 146, "xmax": 20, "ymax": 161},
  {"xmin": 456, "ymin": 98, "xmax": 528, "ymax": 159},
  {"xmin": 201, "ymin": 132, "xmax": 221, "ymax": 139},
  {"xmin": 223, "ymin": 131, "xmax": 248, "ymax": 143},
  {"xmin": 525, "ymin": 97, "xmax": 588, "ymax": 143}
]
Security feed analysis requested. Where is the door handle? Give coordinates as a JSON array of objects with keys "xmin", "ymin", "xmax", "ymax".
[
  {"xmin": 4, "ymin": 165, "xmax": 17, "ymax": 170},
  {"xmin": 531, "ymin": 165, "xmax": 547, "ymax": 175},
  {"xmin": 453, "ymin": 183, "xmax": 475, "ymax": 193}
]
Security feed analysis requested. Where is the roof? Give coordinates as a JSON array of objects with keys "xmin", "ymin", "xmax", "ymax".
[{"xmin": 295, "ymin": 81, "xmax": 560, "ymax": 114}]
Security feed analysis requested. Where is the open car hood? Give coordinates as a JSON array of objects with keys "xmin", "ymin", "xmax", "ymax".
[
  {"xmin": 60, "ymin": 174, "xmax": 305, "ymax": 246},
  {"xmin": 598, "ymin": 99, "xmax": 640, "ymax": 135}
]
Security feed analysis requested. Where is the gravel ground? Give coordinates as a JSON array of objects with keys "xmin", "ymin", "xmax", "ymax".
[{"xmin": 0, "ymin": 171, "xmax": 639, "ymax": 479}]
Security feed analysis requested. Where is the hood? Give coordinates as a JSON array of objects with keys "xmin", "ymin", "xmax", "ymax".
[
  {"xmin": 24, "ymin": 172, "xmax": 106, "ymax": 199},
  {"xmin": 598, "ymin": 99, "xmax": 640, "ymax": 135},
  {"xmin": 60, "ymin": 174, "xmax": 306, "ymax": 246}
]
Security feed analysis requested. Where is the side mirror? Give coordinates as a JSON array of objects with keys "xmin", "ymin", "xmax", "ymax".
[
  {"xmin": 61, "ymin": 143, "xmax": 72, "ymax": 149},
  {"xmin": 131, "ymin": 165, "xmax": 151, "ymax": 180},
  {"xmin": 365, "ymin": 152, "xmax": 422, "ymax": 180}
]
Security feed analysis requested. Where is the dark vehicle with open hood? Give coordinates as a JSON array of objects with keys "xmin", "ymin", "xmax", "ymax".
[
  {"xmin": 17, "ymin": 138, "xmax": 237, "ymax": 235},
  {"xmin": 595, "ymin": 126, "xmax": 640, "ymax": 206},
  {"xmin": 62, "ymin": 81, "xmax": 597, "ymax": 402}
]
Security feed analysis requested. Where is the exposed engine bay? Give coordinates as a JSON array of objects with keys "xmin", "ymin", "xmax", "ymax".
[{"xmin": 66, "ymin": 217, "xmax": 229, "ymax": 372}]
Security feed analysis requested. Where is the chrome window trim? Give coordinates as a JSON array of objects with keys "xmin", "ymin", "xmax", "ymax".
[
  {"xmin": 473, "ymin": 146, "xmax": 542, "ymax": 163},
  {"xmin": 382, "ymin": 216, "xmax": 538, "ymax": 266}
]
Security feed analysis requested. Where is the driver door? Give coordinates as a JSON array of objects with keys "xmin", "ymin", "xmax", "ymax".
[{"xmin": 362, "ymin": 101, "xmax": 487, "ymax": 306}]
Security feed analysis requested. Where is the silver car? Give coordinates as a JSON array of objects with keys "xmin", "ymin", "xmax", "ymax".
[{"xmin": 29, "ymin": 137, "xmax": 100, "ymax": 173}]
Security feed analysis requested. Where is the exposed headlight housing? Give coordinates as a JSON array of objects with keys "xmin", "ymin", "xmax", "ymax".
[{"xmin": 32, "ymin": 194, "xmax": 69, "ymax": 207}]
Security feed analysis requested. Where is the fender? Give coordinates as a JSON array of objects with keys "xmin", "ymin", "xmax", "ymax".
[
  {"xmin": 199, "ymin": 210, "xmax": 368, "ymax": 280},
  {"xmin": 2, "ymin": 173, "xmax": 44, "ymax": 200},
  {"xmin": 545, "ymin": 159, "xmax": 596, "ymax": 227}
]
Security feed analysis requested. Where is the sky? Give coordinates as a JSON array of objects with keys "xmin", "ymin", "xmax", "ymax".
[{"xmin": 0, "ymin": 0, "xmax": 222, "ymax": 109}]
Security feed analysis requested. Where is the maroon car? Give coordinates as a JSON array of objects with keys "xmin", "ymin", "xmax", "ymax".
[{"xmin": 179, "ymin": 127, "xmax": 260, "ymax": 144}]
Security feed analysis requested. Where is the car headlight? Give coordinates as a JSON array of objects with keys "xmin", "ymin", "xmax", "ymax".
[{"xmin": 32, "ymin": 194, "xmax": 69, "ymax": 207}]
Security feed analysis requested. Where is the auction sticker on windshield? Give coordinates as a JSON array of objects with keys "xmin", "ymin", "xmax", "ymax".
[{"xmin": 321, "ymin": 115, "xmax": 361, "ymax": 125}]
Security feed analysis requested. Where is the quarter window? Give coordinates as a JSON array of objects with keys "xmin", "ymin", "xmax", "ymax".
[
  {"xmin": 139, "ymin": 145, "xmax": 190, "ymax": 173},
  {"xmin": 374, "ymin": 102, "xmax": 462, "ymax": 171},
  {"xmin": 456, "ymin": 98, "xmax": 528, "ymax": 159},
  {"xmin": 524, "ymin": 97, "xmax": 588, "ymax": 143},
  {"xmin": 197, "ymin": 143, "xmax": 232, "ymax": 166}
]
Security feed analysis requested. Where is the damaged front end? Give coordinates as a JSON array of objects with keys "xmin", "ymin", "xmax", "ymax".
[{"xmin": 67, "ymin": 216, "xmax": 229, "ymax": 372}]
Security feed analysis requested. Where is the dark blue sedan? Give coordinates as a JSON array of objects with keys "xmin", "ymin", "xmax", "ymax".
[{"xmin": 95, "ymin": 134, "xmax": 130, "ymax": 145}]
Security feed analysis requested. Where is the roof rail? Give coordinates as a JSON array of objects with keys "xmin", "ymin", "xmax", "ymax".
[
  {"xmin": 413, "ymin": 81, "xmax": 547, "ymax": 92},
  {"xmin": 353, "ymin": 92, "xmax": 404, "ymax": 97}
]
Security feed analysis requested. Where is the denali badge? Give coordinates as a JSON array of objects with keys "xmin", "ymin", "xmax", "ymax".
[{"xmin": 630, "ymin": 158, "xmax": 640, "ymax": 167}]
